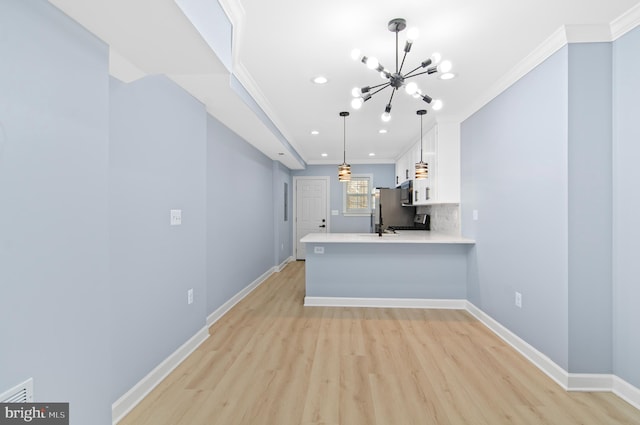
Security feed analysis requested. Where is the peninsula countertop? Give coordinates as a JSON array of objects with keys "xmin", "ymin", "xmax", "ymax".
[{"xmin": 300, "ymin": 231, "xmax": 475, "ymax": 244}]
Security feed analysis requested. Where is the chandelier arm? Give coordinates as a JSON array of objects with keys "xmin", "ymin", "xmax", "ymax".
[
  {"xmin": 366, "ymin": 81, "xmax": 392, "ymax": 91},
  {"xmin": 403, "ymin": 65, "xmax": 425, "ymax": 78},
  {"xmin": 369, "ymin": 83, "xmax": 392, "ymax": 97},
  {"xmin": 398, "ymin": 50, "xmax": 409, "ymax": 75},
  {"xmin": 405, "ymin": 69, "xmax": 433, "ymax": 79},
  {"xmin": 387, "ymin": 87, "xmax": 397, "ymax": 105}
]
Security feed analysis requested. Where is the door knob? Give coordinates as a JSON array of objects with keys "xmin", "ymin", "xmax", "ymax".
[{"xmin": 319, "ymin": 224, "xmax": 326, "ymax": 228}]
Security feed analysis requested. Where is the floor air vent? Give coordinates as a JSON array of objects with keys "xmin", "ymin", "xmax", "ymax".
[{"xmin": 0, "ymin": 378, "xmax": 34, "ymax": 403}]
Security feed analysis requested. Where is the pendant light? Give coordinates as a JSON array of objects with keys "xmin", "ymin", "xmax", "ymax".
[
  {"xmin": 415, "ymin": 109, "xmax": 428, "ymax": 179},
  {"xmin": 338, "ymin": 111, "xmax": 351, "ymax": 182}
]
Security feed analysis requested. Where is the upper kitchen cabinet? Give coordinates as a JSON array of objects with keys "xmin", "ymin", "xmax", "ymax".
[
  {"xmin": 397, "ymin": 121, "xmax": 460, "ymax": 205},
  {"xmin": 395, "ymin": 150, "xmax": 411, "ymax": 186}
]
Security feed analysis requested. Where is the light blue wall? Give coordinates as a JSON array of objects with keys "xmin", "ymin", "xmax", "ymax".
[
  {"xmin": 462, "ymin": 47, "xmax": 570, "ymax": 369},
  {"xmin": 305, "ymin": 243, "xmax": 469, "ymax": 299},
  {"xmin": 567, "ymin": 43, "xmax": 613, "ymax": 373},
  {"xmin": 0, "ymin": 2, "xmax": 294, "ymax": 422},
  {"xmin": 109, "ymin": 76, "xmax": 208, "ymax": 400},
  {"xmin": 463, "ymin": 35, "xmax": 640, "ymax": 378},
  {"xmin": 205, "ymin": 115, "xmax": 278, "ymax": 314},
  {"xmin": 292, "ymin": 164, "xmax": 395, "ymax": 233},
  {"xmin": 612, "ymin": 26, "xmax": 640, "ymax": 388},
  {"xmin": 0, "ymin": 1, "xmax": 112, "ymax": 423}
]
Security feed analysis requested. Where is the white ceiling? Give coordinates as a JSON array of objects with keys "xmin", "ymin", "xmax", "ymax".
[{"xmin": 48, "ymin": 0, "xmax": 640, "ymax": 170}]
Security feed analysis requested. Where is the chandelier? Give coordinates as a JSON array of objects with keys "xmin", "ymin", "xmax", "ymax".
[{"xmin": 350, "ymin": 18, "xmax": 452, "ymax": 122}]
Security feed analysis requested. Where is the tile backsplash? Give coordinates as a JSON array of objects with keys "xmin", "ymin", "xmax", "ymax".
[{"xmin": 416, "ymin": 204, "xmax": 460, "ymax": 235}]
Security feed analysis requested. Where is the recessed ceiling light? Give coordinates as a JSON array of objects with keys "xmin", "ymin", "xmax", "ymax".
[
  {"xmin": 311, "ymin": 130, "xmax": 319, "ymax": 135},
  {"xmin": 369, "ymin": 153, "xmax": 376, "ymax": 157},
  {"xmin": 321, "ymin": 153, "xmax": 328, "ymax": 157},
  {"xmin": 312, "ymin": 76, "xmax": 328, "ymax": 84},
  {"xmin": 378, "ymin": 129, "xmax": 387, "ymax": 134},
  {"xmin": 439, "ymin": 72, "xmax": 456, "ymax": 80}
]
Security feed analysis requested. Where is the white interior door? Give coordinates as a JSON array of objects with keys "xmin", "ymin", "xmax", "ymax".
[{"xmin": 295, "ymin": 177, "xmax": 328, "ymax": 260}]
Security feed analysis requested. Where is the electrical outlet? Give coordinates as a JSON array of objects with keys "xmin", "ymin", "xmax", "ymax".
[
  {"xmin": 515, "ymin": 291, "xmax": 522, "ymax": 308},
  {"xmin": 473, "ymin": 209, "xmax": 479, "ymax": 221},
  {"xmin": 187, "ymin": 289, "xmax": 194, "ymax": 305},
  {"xmin": 314, "ymin": 246, "xmax": 324, "ymax": 254}
]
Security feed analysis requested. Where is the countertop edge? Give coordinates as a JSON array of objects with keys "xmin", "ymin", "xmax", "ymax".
[{"xmin": 300, "ymin": 232, "xmax": 476, "ymax": 245}]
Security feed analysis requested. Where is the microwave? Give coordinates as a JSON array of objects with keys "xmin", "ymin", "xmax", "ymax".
[{"xmin": 400, "ymin": 180, "xmax": 413, "ymax": 205}]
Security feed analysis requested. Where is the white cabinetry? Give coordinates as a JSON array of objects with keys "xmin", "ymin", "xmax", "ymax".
[
  {"xmin": 395, "ymin": 150, "xmax": 411, "ymax": 186},
  {"xmin": 396, "ymin": 122, "xmax": 460, "ymax": 204},
  {"xmin": 433, "ymin": 122, "xmax": 460, "ymax": 203}
]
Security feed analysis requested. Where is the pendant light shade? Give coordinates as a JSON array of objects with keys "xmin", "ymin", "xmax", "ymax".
[
  {"xmin": 338, "ymin": 111, "xmax": 351, "ymax": 182},
  {"xmin": 415, "ymin": 161, "xmax": 428, "ymax": 179},
  {"xmin": 415, "ymin": 109, "xmax": 428, "ymax": 179},
  {"xmin": 338, "ymin": 163, "xmax": 351, "ymax": 181}
]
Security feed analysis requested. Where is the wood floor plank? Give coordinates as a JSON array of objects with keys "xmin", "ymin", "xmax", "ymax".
[{"xmin": 117, "ymin": 261, "xmax": 640, "ymax": 425}]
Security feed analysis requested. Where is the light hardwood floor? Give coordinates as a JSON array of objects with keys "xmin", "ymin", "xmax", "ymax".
[{"xmin": 119, "ymin": 261, "xmax": 640, "ymax": 425}]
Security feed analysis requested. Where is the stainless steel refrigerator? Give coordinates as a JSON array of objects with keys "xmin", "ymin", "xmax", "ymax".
[{"xmin": 371, "ymin": 188, "xmax": 415, "ymax": 233}]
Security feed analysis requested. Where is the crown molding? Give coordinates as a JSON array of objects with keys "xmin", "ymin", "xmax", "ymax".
[
  {"xmin": 459, "ymin": 11, "xmax": 639, "ymax": 123},
  {"xmin": 611, "ymin": 2, "xmax": 640, "ymax": 40},
  {"xmin": 459, "ymin": 26, "xmax": 568, "ymax": 122},
  {"xmin": 564, "ymin": 24, "xmax": 612, "ymax": 43}
]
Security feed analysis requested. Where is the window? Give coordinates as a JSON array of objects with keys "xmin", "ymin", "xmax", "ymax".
[{"xmin": 343, "ymin": 174, "xmax": 373, "ymax": 216}]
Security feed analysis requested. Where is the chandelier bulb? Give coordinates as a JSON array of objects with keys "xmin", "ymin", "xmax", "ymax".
[
  {"xmin": 366, "ymin": 56, "xmax": 379, "ymax": 70},
  {"xmin": 351, "ymin": 97, "xmax": 364, "ymax": 110},
  {"xmin": 405, "ymin": 81, "xmax": 419, "ymax": 95},
  {"xmin": 351, "ymin": 87, "xmax": 361, "ymax": 97},
  {"xmin": 381, "ymin": 112, "xmax": 391, "ymax": 122},
  {"xmin": 431, "ymin": 52, "xmax": 442, "ymax": 64},
  {"xmin": 351, "ymin": 48, "xmax": 362, "ymax": 61},
  {"xmin": 432, "ymin": 99, "xmax": 443, "ymax": 111},
  {"xmin": 406, "ymin": 27, "xmax": 419, "ymax": 42},
  {"xmin": 438, "ymin": 60, "xmax": 453, "ymax": 73}
]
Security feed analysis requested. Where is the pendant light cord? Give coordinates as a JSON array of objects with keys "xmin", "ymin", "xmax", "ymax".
[
  {"xmin": 343, "ymin": 115, "xmax": 347, "ymax": 163},
  {"xmin": 420, "ymin": 113, "xmax": 423, "ymax": 162}
]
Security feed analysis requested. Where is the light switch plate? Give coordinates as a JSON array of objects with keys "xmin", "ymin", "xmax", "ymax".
[
  {"xmin": 472, "ymin": 209, "xmax": 478, "ymax": 221},
  {"xmin": 170, "ymin": 209, "xmax": 182, "ymax": 226},
  {"xmin": 331, "ymin": 210, "xmax": 339, "ymax": 216}
]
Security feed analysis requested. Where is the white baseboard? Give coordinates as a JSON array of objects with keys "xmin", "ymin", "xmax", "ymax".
[
  {"xmin": 465, "ymin": 301, "xmax": 569, "ymax": 389},
  {"xmin": 113, "ymin": 262, "xmax": 289, "ymax": 424},
  {"xmin": 207, "ymin": 266, "xmax": 277, "ymax": 327},
  {"xmin": 314, "ymin": 297, "xmax": 640, "ymax": 408},
  {"xmin": 111, "ymin": 326, "xmax": 209, "ymax": 424},
  {"xmin": 304, "ymin": 296, "xmax": 467, "ymax": 310},
  {"xmin": 112, "ymin": 265, "xmax": 640, "ymax": 421},
  {"xmin": 466, "ymin": 301, "xmax": 640, "ymax": 411},
  {"xmin": 275, "ymin": 256, "xmax": 294, "ymax": 272},
  {"xmin": 613, "ymin": 376, "xmax": 640, "ymax": 411},
  {"xmin": 567, "ymin": 373, "xmax": 614, "ymax": 391}
]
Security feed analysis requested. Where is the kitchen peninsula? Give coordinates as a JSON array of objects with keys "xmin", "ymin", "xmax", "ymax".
[{"xmin": 301, "ymin": 231, "xmax": 475, "ymax": 307}]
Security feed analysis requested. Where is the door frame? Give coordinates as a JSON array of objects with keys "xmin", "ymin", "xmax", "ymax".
[{"xmin": 292, "ymin": 176, "xmax": 331, "ymax": 260}]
